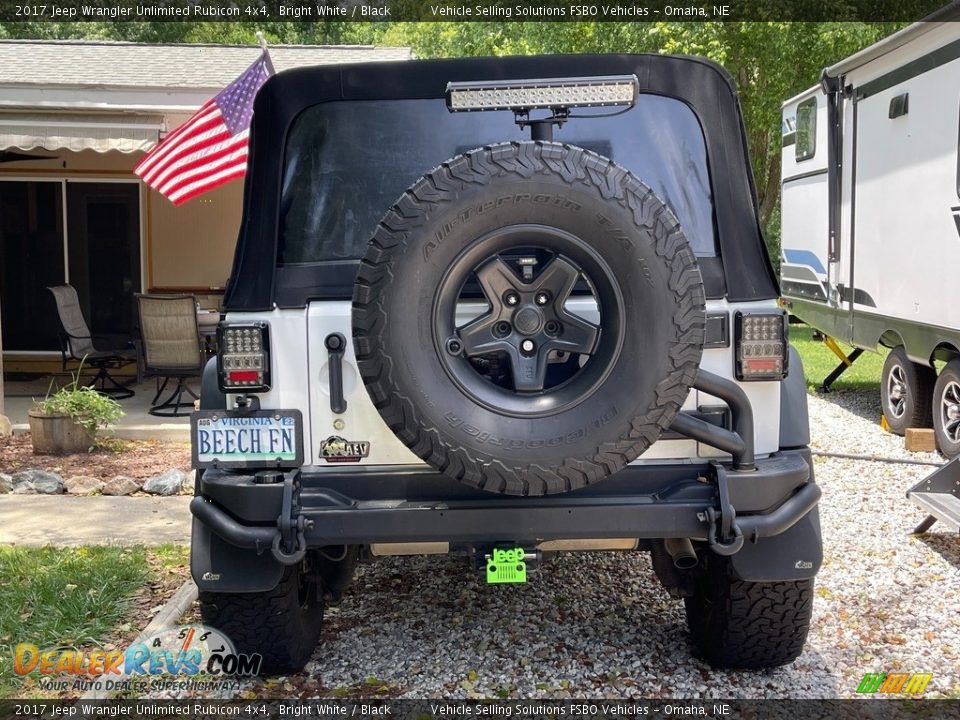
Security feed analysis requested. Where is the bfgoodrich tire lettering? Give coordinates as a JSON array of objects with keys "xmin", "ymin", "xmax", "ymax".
[{"xmin": 353, "ymin": 141, "xmax": 705, "ymax": 496}]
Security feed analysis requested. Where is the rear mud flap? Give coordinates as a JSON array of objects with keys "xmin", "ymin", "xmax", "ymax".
[
  {"xmin": 729, "ymin": 508, "xmax": 822, "ymax": 582},
  {"xmin": 191, "ymin": 517, "xmax": 284, "ymax": 593}
]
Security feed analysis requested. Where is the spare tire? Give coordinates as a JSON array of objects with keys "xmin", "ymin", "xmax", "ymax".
[{"xmin": 353, "ymin": 141, "xmax": 705, "ymax": 496}]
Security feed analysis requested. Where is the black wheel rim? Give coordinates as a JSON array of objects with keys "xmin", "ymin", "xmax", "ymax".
[{"xmin": 433, "ymin": 224, "xmax": 625, "ymax": 418}]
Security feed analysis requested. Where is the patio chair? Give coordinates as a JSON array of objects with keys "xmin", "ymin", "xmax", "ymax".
[
  {"xmin": 136, "ymin": 294, "xmax": 204, "ymax": 417},
  {"xmin": 47, "ymin": 285, "xmax": 136, "ymax": 399}
]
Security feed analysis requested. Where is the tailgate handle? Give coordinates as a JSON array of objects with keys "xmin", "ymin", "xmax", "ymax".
[{"xmin": 324, "ymin": 333, "xmax": 347, "ymax": 414}]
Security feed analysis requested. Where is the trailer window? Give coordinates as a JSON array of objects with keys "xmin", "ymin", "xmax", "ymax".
[{"xmin": 795, "ymin": 97, "xmax": 817, "ymax": 162}]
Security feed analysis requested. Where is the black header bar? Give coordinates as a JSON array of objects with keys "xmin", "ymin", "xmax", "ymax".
[{"xmin": 0, "ymin": 0, "xmax": 956, "ymax": 23}]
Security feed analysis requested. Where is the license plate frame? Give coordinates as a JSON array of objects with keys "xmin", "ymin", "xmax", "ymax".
[{"xmin": 191, "ymin": 409, "xmax": 304, "ymax": 470}]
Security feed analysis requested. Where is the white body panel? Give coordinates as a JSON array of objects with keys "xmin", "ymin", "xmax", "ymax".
[
  {"xmin": 781, "ymin": 22, "xmax": 960, "ymax": 362},
  {"xmin": 226, "ymin": 297, "xmax": 781, "ymax": 471},
  {"xmin": 853, "ymin": 50, "xmax": 960, "ymax": 333}
]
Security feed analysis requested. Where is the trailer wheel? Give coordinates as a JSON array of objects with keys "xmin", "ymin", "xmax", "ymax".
[
  {"xmin": 933, "ymin": 359, "xmax": 960, "ymax": 458},
  {"xmin": 880, "ymin": 347, "xmax": 935, "ymax": 435}
]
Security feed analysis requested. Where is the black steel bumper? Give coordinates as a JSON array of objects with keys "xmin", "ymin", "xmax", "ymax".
[{"xmin": 191, "ymin": 448, "xmax": 818, "ymax": 553}]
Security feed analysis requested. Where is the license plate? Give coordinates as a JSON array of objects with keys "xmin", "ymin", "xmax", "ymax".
[{"xmin": 191, "ymin": 410, "xmax": 303, "ymax": 469}]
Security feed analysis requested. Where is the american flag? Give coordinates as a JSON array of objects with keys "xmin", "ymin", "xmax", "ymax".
[{"xmin": 135, "ymin": 50, "xmax": 274, "ymax": 205}]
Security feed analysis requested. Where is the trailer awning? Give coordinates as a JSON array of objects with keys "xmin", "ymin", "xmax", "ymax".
[{"xmin": 0, "ymin": 112, "xmax": 164, "ymax": 154}]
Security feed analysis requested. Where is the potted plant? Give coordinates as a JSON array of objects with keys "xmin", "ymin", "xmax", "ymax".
[{"xmin": 28, "ymin": 366, "xmax": 124, "ymax": 455}]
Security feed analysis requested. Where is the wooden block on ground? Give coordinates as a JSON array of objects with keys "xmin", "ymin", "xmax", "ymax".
[{"xmin": 905, "ymin": 428, "xmax": 937, "ymax": 453}]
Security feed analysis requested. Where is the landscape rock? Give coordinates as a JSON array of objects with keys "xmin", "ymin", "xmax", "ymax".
[
  {"xmin": 142, "ymin": 469, "xmax": 188, "ymax": 496},
  {"xmin": 11, "ymin": 482, "xmax": 35, "ymax": 494},
  {"xmin": 65, "ymin": 475, "xmax": 104, "ymax": 496},
  {"xmin": 0, "ymin": 415, "xmax": 11, "ymax": 437},
  {"xmin": 102, "ymin": 476, "xmax": 140, "ymax": 496},
  {"xmin": 0, "ymin": 473, "xmax": 12, "ymax": 493},
  {"xmin": 11, "ymin": 469, "xmax": 63, "ymax": 494}
]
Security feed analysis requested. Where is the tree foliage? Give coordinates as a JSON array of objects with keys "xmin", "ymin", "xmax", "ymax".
[
  {"xmin": 377, "ymin": 21, "xmax": 903, "ymax": 247},
  {"xmin": 0, "ymin": 19, "xmax": 906, "ymax": 253}
]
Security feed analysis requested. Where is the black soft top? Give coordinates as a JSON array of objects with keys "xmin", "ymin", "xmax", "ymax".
[{"xmin": 224, "ymin": 53, "xmax": 778, "ymax": 311}]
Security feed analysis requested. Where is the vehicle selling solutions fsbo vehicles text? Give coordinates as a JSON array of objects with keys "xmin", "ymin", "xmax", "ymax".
[{"xmin": 426, "ymin": 4, "xmax": 729, "ymax": 18}]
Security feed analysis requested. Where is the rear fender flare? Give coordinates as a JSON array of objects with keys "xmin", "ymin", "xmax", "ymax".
[{"xmin": 200, "ymin": 356, "xmax": 226, "ymax": 410}]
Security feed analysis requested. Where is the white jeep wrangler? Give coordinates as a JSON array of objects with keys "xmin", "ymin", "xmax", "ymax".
[{"xmin": 190, "ymin": 53, "xmax": 822, "ymax": 674}]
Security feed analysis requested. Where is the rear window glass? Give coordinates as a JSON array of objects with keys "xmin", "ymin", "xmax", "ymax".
[{"xmin": 279, "ymin": 95, "xmax": 717, "ymax": 266}]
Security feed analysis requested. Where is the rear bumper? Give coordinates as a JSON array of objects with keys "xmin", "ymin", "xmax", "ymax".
[{"xmin": 192, "ymin": 448, "xmax": 818, "ymax": 549}]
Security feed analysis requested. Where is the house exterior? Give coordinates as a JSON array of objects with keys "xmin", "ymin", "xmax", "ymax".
[{"xmin": 0, "ymin": 39, "xmax": 412, "ymax": 372}]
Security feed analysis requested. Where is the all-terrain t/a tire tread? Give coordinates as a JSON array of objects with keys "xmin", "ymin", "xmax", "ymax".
[
  {"xmin": 353, "ymin": 141, "xmax": 705, "ymax": 496},
  {"xmin": 198, "ymin": 566, "xmax": 323, "ymax": 674},
  {"xmin": 685, "ymin": 555, "xmax": 814, "ymax": 669}
]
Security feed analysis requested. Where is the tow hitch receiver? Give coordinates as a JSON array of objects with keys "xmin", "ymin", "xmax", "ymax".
[{"xmin": 482, "ymin": 547, "xmax": 537, "ymax": 584}]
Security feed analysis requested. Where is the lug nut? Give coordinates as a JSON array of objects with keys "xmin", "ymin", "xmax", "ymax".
[
  {"xmin": 445, "ymin": 337, "xmax": 463, "ymax": 355},
  {"xmin": 520, "ymin": 339, "xmax": 536, "ymax": 353},
  {"xmin": 505, "ymin": 292, "xmax": 520, "ymax": 307},
  {"xmin": 535, "ymin": 292, "xmax": 550, "ymax": 306}
]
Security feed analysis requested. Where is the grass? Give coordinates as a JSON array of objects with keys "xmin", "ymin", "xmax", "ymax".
[
  {"xmin": 0, "ymin": 544, "xmax": 188, "ymax": 699},
  {"xmin": 790, "ymin": 324, "xmax": 886, "ymax": 391}
]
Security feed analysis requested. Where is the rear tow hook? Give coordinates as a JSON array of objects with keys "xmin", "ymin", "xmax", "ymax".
[
  {"xmin": 272, "ymin": 471, "xmax": 313, "ymax": 565},
  {"xmin": 702, "ymin": 463, "xmax": 744, "ymax": 556}
]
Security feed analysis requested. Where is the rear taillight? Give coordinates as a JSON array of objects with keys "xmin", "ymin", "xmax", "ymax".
[
  {"xmin": 734, "ymin": 311, "xmax": 788, "ymax": 381},
  {"xmin": 217, "ymin": 322, "xmax": 270, "ymax": 392}
]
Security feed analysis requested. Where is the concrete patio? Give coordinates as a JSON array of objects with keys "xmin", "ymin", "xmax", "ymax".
[{"xmin": 4, "ymin": 378, "xmax": 192, "ymax": 441}]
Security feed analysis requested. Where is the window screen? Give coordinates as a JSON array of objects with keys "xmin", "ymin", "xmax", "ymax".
[{"xmin": 279, "ymin": 95, "xmax": 718, "ymax": 266}]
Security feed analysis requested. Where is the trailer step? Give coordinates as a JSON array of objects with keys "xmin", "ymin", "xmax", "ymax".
[
  {"xmin": 909, "ymin": 492, "xmax": 960, "ymax": 533},
  {"xmin": 906, "ymin": 457, "xmax": 960, "ymax": 534}
]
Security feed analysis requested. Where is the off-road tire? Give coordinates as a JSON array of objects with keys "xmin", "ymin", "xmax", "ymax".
[
  {"xmin": 198, "ymin": 562, "xmax": 324, "ymax": 674},
  {"xmin": 353, "ymin": 141, "xmax": 705, "ymax": 496},
  {"xmin": 880, "ymin": 346, "xmax": 935, "ymax": 435},
  {"xmin": 684, "ymin": 553, "xmax": 813, "ymax": 669},
  {"xmin": 933, "ymin": 358, "xmax": 960, "ymax": 458}
]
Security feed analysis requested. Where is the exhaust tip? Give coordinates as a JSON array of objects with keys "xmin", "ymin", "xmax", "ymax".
[{"xmin": 664, "ymin": 537, "xmax": 698, "ymax": 570}]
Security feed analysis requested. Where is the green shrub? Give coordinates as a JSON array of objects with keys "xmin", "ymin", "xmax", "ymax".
[{"xmin": 34, "ymin": 362, "xmax": 124, "ymax": 436}]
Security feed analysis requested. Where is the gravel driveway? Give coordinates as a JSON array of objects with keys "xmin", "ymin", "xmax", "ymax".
[{"xmin": 232, "ymin": 389, "xmax": 959, "ymax": 700}]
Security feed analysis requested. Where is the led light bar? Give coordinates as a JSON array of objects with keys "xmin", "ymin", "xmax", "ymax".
[
  {"xmin": 217, "ymin": 322, "xmax": 271, "ymax": 392},
  {"xmin": 446, "ymin": 75, "xmax": 639, "ymax": 112},
  {"xmin": 735, "ymin": 312, "xmax": 789, "ymax": 381}
]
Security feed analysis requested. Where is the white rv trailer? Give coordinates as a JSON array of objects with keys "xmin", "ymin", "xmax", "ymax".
[{"xmin": 781, "ymin": 12, "xmax": 960, "ymax": 458}]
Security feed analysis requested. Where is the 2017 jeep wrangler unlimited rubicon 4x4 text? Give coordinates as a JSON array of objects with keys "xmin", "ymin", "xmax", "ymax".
[{"xmin": 189, "ymin": 54, "xmax": 822, "ymax": 674}]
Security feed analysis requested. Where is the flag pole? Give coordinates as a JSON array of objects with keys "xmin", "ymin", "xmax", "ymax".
[{"xmin": 255, "ymin": 31, "xmax": 274, "ymax": 74}]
